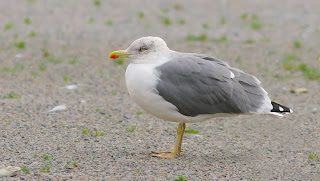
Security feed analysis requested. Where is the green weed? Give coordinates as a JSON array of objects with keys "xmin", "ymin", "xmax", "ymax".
[
  {"xmin": 202, "ymin": 24, "xmax": 209, "ymax": 29},
  {"xmin": 186, "ymin": 34, "xmax": 207, "ymax": 42},
  {"xmin": 62, "ymin": 75, "xmax": 72, "ymax": 82},
  {"xmin": 138, "ymin": 12, "xmax": 144, "ymax": 18},
  {"xmin": 28, "ymin": 31, "xmax": 37, "ymax": 37},
  {"xmin": 21, "ymin": 167, "xmax": 30, "ymax": 174},
  {"xmin": 126, "ymin": 126, "xmax": 136, "ymax": 133},
  {"xmin": 41, "ymin": 153, "xmax": 52, "ymax": 160},
  {"xmin": 241, "ymin": 13, "xmax": 248, "ymax": 20},
  {"xmin": 24, "ymin": 18, "xmax": 32, "ymax": 25},
  {"xmin": 185, "ymin": 128, "xmax": 200, "ymax": 134},
  {"xmin": 14, "ymin": 41, "xmax": 26, "ymax": 49},
  {"xmin": 40, "ymin": 164, "xmax": 51, "ymax": 173},
  {"xmin": 250, "ymin": 21, "xmax": 262, "ymax": 30},
  {"xmin": 4, "ymin": 23, "xmax": 14, "ymax": 30},
  {"xmin": 48, "ymin": 57, "xmax": 62, "ymax": 64},
  {"xmin": 2, "ymin": 64, "xmax": 24, "ymax": 73},
  {"xmin": 94, "ymin": 0, "xmax": 101, "ymax": 6},
  {"xmin": 308, "ymin": 153, "xmax": 317, "ymax": 159},
  {"xmin": 87, "ymin": 18, "xmax": 94, "ymax": 24},
  {"xmin": 174, "ymin": 4, "xmax": 184, "ymax": 10},
  {"xmin": 244, "ymin": 39, "xmax": 255, "ymax": 44},
  {"xmin": 215, "ymin": 36, "xmax": 227, "ymax": 43},
  {"xmin": 82, "ymin": 129, "xmax": 91, "ymax": 134},
  {"xmin": 175, "ymin": 175, "xmax": 186, "ymax": 181},
  {"xmin": 39, "ymin": 64, "xmax": 47, "ymax": 71},
  {"xmin": 220, "ymin": 16, "xmax": 227, "ymax": 24},
  {"xmin": 105, "ymin": 20, "xmax": 113, "ymax": 26},
  {"xmin": 94, "ymin": 131, "xmax": 106, "ymax": 136},
  {"xmin": 69, "ymin": 59, "xmax": 78, "ymax": 64},
  {"xmin": 4, "ymin": 92, "xmax": 21, "ymax": 99},
  {"xmin": 162, "ymin": 17, "xmax": 172, "ymax": 25},
  {"xmin": 283, "ymin": 54, "xmax": 298, "ymax": 70},
  {"xmin": 293, "ymin": 40, "xmax": 302, "ymax": 48},
  {"xmin": 136, "ymin": 111, "xmax": 143, "ymax": 115},
  {"xmin": 42, "ymin": 49, "xmax": 50, "ymax": 57},
  {"xmin": 179, "ymin": 19, "xmax": 185, "ymax": 25},
  {"xmin": 161, "ymin": 8, "xmax": 169, "ymax": 13}
]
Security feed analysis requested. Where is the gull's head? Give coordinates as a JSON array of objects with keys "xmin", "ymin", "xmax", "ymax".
[{"xmin": 109, "ymin": 36, "xmax": 170, "ymax": 64}]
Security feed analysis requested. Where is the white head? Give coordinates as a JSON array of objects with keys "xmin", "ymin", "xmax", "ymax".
[{"xmin": 109, "ymin": 36, "xmax": 170, "ymax": 64}]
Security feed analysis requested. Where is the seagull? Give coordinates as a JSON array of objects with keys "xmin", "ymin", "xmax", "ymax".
[{"xmin": 109, "ymin": 36, "xmax": 293, "ymax": 158}]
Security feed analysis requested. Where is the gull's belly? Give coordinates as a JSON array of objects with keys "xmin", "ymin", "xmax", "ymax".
[{"xmin": 125, "ymin": 63, "xmax": 213, "ymax": 123}]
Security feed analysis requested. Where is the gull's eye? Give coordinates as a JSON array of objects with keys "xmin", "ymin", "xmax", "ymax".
[{"xmin": 138, "ymin": 47, "xmax": 148, "ymax": 52}]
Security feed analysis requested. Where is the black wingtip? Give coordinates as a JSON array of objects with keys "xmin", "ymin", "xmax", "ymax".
[{"xmin": 271, "ymin": 101, "xmax": 293, "ymax": 113}]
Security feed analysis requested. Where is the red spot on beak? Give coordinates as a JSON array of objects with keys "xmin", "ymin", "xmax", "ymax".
[{"xmin": 110, "ymin": 55, "xmax": 119, "ymax": 59}]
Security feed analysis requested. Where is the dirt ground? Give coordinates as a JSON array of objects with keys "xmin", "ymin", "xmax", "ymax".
[{"xmin": 0, "ymin": 0, "xmax": 319, "ymax": 180}]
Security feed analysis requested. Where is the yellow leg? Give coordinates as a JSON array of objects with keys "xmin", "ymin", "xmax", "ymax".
[{"xmin": 150, "ymin": 123, "xmax": 186, "ymax": 158}]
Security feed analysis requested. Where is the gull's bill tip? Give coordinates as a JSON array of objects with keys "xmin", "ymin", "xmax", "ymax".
[{"xmin": 109, "ymin": 50, "xmax": 130, "ymax": 59}]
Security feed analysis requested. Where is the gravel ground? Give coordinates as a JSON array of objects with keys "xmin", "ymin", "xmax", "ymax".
[{"xmin": 0, "ymin": 0, "xmax": 319, "ymax": 180}]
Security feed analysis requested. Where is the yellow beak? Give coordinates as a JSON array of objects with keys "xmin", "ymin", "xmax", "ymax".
[{"xmin": 109, "ymin": 50, "xmax": 131, "ymax": 59}]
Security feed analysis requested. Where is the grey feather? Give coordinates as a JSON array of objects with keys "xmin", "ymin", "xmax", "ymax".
[{"xmin": 156, "ymin": 54, "xmax": 270, "ymax": 117}]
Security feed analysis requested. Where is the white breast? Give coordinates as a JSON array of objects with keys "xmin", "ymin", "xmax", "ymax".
[{"xmin": 125, "ymin": 63, "xmax": 214, "ymax": 123}]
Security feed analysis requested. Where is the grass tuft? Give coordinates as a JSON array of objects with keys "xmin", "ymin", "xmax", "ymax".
[
  {"xmin": 4, "ymin": 23, "xmax": 14, "ymax": 30},
  {"xmin": 215, "ymin": 36, "xmax": 227, "ymax": 43},
  {"xmin": 161, "ymin": 8, "xmax": 169, "ymax": 13},
  {"xmin": 94, "ymin": 0, "xmax": 101, "ymax": 6},
  {"xmin": 283, "ymin": 54, "xmax": 298, "ymax": 70},
  {"xmin": 82, "ymin": 129, "xmax": 90, "ymax": 134},
  {"xmin": 244, "ymin": 39, "xmax": 255, "ymax": 44},
  {"xmin": 293, "ymin": 40, "xmax": 302, "ymax": 48},
  {"xmin": 4, "ymin": 92, "xmax": 21, "ymax": 99},
  {"xmin": 220, "ymin": 16, "xmax": 227, "ymax": 24},
  {"xmin": 14, "ymin": 41, "xmax": 26, "ymax": 49},
  {"xmin": 175, "ymin": 175, "xmax": 186, "ymax": 181},
  {"xmin": 202, "ymin": 24, "xmax": 209, "ymax": 29},
  {"xmin": 40, "ymin": 164, "xmax": 51, "ymax": 173},
  {"xmin": 28, "ymin": 31, "xmax": 37, "ymax": 37},
  {"xmin": 241, "ymin": 13, "xmax": 249, "ymax": 20},
  {"xmin": 136, "ymin": 111, "xmax": 143, "ymax": 115},
  {"xmin": 308, "ymin": 153, "xmax": 317, "ymax": 159},
  {"xmin": 126, "ymin": 126, "xmax": 136, "ymax": 133},
  {"xmin": 41, "ymin": 153, "xmax": 52, "ymax": 160},
  {"xmin": 162, "ymin": 17, "xmax": 172, "ymax": 25},
  {"xmin": 2, "ymin": 64, "xmax": 24, "ymax": 73},
  {"xmin": 69, "ymin": 59, "xmax": 78, "ymax": 64},
  {"xmin": 174, "ymin": 4, "xmax": 184, "ymax": 10},
  {"xmin": 21, "ymin": 167, "xmax": 30, "ymax": 174},
  {"xmin": 105, "ymin": 20, "xmax": 113, "ymax": 26},
  {"xmin": 87, "ymin": 18, "xmax": 94, "ymax": 24},
  {"xmin": 94, "ymin": 131, "xmax": 106, "ymax": 136},
  {"xmin": 186, "ymin": 34, "xmax": 207, "ymax": 42},
  {"xmin": 179, "ymin": 19, "xmax": 185, "ymax": 25},
  {"xmin": 185, "ymin": 128, "xmax": 200, "ymax": 134},
  {"xmin": 24, "ymin": 18, "xmax": 32, "ymax": 25},
  {"xmin": 63, "ymin": 75, "xmax": 72, "ymax": 82},
  {"xmin": 138, "ymin": 12, "xmax": 144, "ymax": 18},
  {"xmin": 250, "ymin": 21, "xmax": 262, "ymax": 30},
  {"xmin": 48, "ymin": 57, "xmax": 62, "ymax": 64},
  {"xmin": 39, "ymin": 64, "xmax": 47, "ymax": 71},
  {"xmin": 282, "ymin": 54, "xmax": 320, "ymax": 80}
]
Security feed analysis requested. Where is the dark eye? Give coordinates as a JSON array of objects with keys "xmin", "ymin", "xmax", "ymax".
[{"xmin": 139, "ymin": 47, "xmax": 148, "ymax": 52}]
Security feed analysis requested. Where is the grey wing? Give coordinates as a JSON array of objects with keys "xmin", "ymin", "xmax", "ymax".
[{"xmin": 155, "ymin": 55, "xmax": 272, "ymax": 117}]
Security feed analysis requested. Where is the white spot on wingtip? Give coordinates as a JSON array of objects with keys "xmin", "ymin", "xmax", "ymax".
[
  {"xmin": 230, "ymin": 71, "xmax": 235, "ymax": 78},
  {"xmin": 279, "ymin": 106, "xmax": 284, "ymax": 111},
  {"xmin": 290, "ymin": 109, "xmax": 293, "ymax": 113}
]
